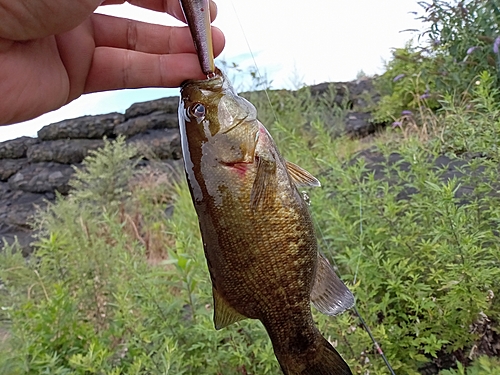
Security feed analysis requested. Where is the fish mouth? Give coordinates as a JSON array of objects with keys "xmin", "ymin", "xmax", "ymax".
[{"xmin": 180, "ymin": 67, "xmax": 225, "ymax": 91}]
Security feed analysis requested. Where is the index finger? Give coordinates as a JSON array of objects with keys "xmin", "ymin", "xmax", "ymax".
[{"xmin": 100, "ymin": 0, "xmax": 218, "ymax": 23}]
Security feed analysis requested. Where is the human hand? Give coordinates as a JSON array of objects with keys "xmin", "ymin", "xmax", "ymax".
[{"xmin": 0, "ymin": 0, "xmax": 225, "ymax": 125}]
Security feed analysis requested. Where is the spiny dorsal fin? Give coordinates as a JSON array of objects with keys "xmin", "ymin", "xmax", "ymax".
[
  {"xmin": 213, "ymin": 287, "xmax": 247, "ymax": 330},
  {"xmin": 311, "ymin": 253, "xmax": 355, "ymax": 316},
  {"xmin": 250, "ymin": 153, "xmax": 277, "ymax": 209},
  {"xmin": 286, "ymin": 161, "xmax": 321, "ymax": 188}
]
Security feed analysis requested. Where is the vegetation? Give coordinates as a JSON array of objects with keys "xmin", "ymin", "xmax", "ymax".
[
  {"xmin": 373, "ymin": 0, "xmax": 500, "ymax": 124},
  {"xmin": 1, "ymin": 1, "xmax": 500, "ymax": 374}
]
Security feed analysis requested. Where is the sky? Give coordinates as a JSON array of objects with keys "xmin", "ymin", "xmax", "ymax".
[{"xmin": 0, "ymin": 0, "xmax": 423, "ymax": 142}]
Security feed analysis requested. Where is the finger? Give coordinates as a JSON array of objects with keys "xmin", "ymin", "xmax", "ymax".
[
  {"xmin": 0, "ymin": 0, "xmax": 102, "ymax": 40},
  {"xmin": 118, "ymin": 0, "xmax": 218, "ymax": 23},
  {"xmin": 83, "ymin": 47, "xmax": 209, "ymax": 93},
  {"xmin": 91, "ymin": 13, "xmax": 225, "ymax": 55},
  {"xmin": 55, "ymin": 20, "xmax": 96, "ymax": 102}
]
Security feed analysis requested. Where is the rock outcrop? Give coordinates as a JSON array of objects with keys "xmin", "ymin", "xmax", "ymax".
[
  {"xmin": 0, "ymin": 80, "xmax": 380, "ymax": 255},
  {"xmin": 0, "ymin": 96, "xmax": 182, "ymax": 255},
  {"xmin": 308, "ymin": 77, "xmax": 381, "ymax": 137}
]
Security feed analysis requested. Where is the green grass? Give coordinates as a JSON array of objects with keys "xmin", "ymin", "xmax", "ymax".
[{"xmin": 0, "ymin": 71, "xmax": 499, "ymax": 374}]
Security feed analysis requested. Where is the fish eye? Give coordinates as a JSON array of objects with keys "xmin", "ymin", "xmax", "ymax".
[{"xmin": 190, "ymin": 103, "xmax": 206, "ymax": 119}]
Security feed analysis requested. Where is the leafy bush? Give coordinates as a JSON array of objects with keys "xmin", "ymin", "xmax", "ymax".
[
  {"xmin": 419, "ymin": 0, "xmax": 500, "ymax": 90},
  {"xmin": 440, "ymin": 356, "xmax": 500, "ymax": 375},
  {"xmin": 374, "ymin": 0, "xmax": 500, "ymax": 125},
  {"xmin": 373, "ymin": 43, "xmax": 441, "ymax": 124},
  {"xmin": 433, "ymin": 70, "xmax": 500, "ymax": 159}
]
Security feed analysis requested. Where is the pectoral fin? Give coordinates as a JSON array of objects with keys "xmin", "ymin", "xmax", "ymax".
[
  {"xmin": 311, "ymin": 253, "xmax": 355, "ymax": 316},
  {"xmin": 213, "ymin": 288, "xmax": 247, "ymax": 330},
  {"xmin": 286, "ymin": 161, "xmax": 321, "ymax": 188},
  {"xmin": 250, "ymin": 152, "xmax": 277, "ymax": 209}
]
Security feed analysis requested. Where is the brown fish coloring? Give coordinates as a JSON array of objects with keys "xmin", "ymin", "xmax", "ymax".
[{"xmin": 178, "ymin": 68, "xmax": 354, "ymax": 375}]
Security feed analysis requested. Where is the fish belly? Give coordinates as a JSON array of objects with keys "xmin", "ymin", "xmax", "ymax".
[{"xmin": 196, "ymin": 169, "xmax": 317, "ymax": 321}]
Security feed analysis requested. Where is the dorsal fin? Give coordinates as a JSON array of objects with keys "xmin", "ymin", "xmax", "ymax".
[
  {"xmin": 311, "ymin": 253, "xmax": 355, "ymax": 316},
  {"xmin": 213, "ymin": 287, "xmax": 247, "ymax": 330},
  {"xmin": 286, "ymin": 161, "xmax": 321, "ymax": 188}
]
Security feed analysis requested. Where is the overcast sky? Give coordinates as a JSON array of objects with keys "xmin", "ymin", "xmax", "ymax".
[{"xmin": 0, "ymin": 0, "xmax": 423, "ymax": 142}]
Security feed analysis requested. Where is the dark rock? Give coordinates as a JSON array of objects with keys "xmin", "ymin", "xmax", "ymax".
[
  {"xmin": 38, "ymin": 113, "xmax": 124, "ymax": 140},
  {"xmin": 0, "ymin": 158, "xmax": 29, "ymax": 181},
  {"xmin": 8, "ymin": 162, "xmax": 75, "ymax": 194},
  {"xmin": 115, "ymin": 111, "xmax": 179, "ymax": 137},
  {"xmin": 0, "ymin": 181, "xmax": 53, "ymax": 256},
  {"xmin": 125, "ymin": 97, "xmax": 179, "ymax": 119},
  {"xmin": 128, "ymin": 129, "xmax": 182, "ymax": 160},
  {"xmin": 0, "ymin": 188, "xmax": 50, "ymax": 227},
  {"xmin": 0, "ymin": 136, "xmax": 39, "ymax": 159},
  {"xmin": 345, "ymin": 111, "xmax": 376, "ymax": 137},
  {"xmin": 0, "ymin": 182, "xmax": 56, "ymax": 256},
  {"xmin": 308, "ymin": 82, "xmax": 348, "ymax": 107},
  {"xmin": 309, "ymin": 78, "xmax": 379, "ymax": 109},
  {"xmin": 0, "ymin": 223, "xmax": 37, "ymax": 256},
  {"xmin": 352, "ymin": 150, "xmax": 498, "ymax": 202},
  {"xmin": 347, "ymin": 79, "xmax": 380, "ymax": 108},
  {"xmin": 27, "ymin": 139, "xmax": 105, "ymax": 164},
  {"xmin": 0, "ymin": 181, "xmax": 8, "ymax": 195}
]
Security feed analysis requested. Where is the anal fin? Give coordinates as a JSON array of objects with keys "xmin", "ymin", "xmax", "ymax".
[
  {"xmin": 213, "ymin": 287, "xmax": 247, "ymax": 330},
  {"xmin": 311, "ymin": 253, "xmax": 355, "ymax": 316}
]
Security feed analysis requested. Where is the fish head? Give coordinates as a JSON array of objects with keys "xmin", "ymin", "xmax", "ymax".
[{"xmin": 179, "ymin": 68, "xmax": 260, "ymax": 166}]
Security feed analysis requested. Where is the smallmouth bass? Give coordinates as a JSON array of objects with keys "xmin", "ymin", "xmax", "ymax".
[{"xmin": 178, "ymin": 68, "xmax": 354, "ymax": 375}]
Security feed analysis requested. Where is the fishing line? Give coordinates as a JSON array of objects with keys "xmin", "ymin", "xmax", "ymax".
[
  {"xmin": 227, "ymin": 0, "xmax": 279, "ymax": 125},
  {"xmin": 226, "ymin": 2, "xmax": 395, "ymax": 373},
  {"xmin": 354, "ymin": 305, "xmax": 396, "ymax": 375}
]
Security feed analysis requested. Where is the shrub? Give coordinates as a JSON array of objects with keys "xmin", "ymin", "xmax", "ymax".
[
  {"xmin": 0, "ymin": 56, "xmax": 499, "ymax": 374},
  {"xmin": 373, "ymin": 43, "xmax": 441, "ymax": 124},
  {"xmin": 374, "ymin": 0, "xmax": 500, "ymax": 125},
  {"xmin": 440, "ymin": 356, "xmax": 500, "ymax": 375},
  {"xmin": 419, "ymin": 0, "xmax": 500, "ymax": 90}
]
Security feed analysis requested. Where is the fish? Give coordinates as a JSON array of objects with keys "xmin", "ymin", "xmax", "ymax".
[
  {"xmin": 178, "ymin": 68, "xmax": 355, "ymax": 375},
  {"xmin": 179, "ymin": 0, "xmax": 215, "ymax": 76}
]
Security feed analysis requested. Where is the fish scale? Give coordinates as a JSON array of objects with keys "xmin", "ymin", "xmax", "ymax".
[{"xmin": 178, "ymin": 67, "xmax": 354, "ymax": 375}]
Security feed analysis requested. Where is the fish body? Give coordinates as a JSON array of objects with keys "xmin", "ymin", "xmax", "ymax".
[
  {"xmin": 179, "ymin": 0, "xmax": 215, "ymax": 76},
  {"xmin": 178, "ymin": 69, "xmax": 354, "ymax": 375}
]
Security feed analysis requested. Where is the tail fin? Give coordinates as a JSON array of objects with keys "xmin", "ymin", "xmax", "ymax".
[
  {"xmin": 277, "ymin": 334, "xmax": 352, "ymax": 375},
  {"xmin": 300, "ymin": 336, "xmax": 352, "ymax": 375}
]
